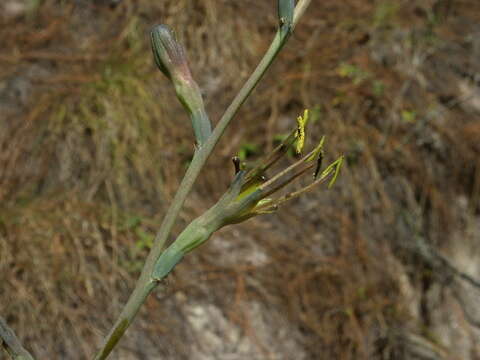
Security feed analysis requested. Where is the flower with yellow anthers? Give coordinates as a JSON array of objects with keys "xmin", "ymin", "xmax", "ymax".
[{"xmin": 153, "ymin": 110, "xmax": 344, "ymax": 280}]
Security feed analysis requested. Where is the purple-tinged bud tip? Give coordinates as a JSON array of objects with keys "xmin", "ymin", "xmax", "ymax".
[{"xmin": 150, "ymin": 25, "xmax": 191, "ymax": 81}]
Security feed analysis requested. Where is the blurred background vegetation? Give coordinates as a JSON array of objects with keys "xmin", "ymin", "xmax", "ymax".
[{"xmin": 0, "ymin": 0, "xmax": 479, "ymax": 359}]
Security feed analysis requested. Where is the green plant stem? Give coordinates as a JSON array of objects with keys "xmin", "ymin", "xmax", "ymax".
[
  {"xmin": 94, "ymin": 1, "xmax": 311, "ymax": 359},
  {"xmin": 0, "ymin": 316, "xmax": 35, "ymax": 360}
]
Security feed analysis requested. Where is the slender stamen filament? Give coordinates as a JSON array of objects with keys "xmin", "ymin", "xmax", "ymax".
[
  {"xmin": 259, "ymin": 145, "xmax": 320, "ymax": 191},
  {"xmin": 243, "ymin": 129, "xmax": 297, "ymax": 185},
  {"xmin": 257, "ymin": 170, "xmax": 331, "ymax": 212},
  {"xmin": 260, "ymin": 162, "xmax": 315, "ymax": 199}
]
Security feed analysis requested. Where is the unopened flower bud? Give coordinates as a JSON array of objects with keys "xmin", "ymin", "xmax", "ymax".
[
  {"xmin": 151, "ymin": 25, "xmax": 212, "ymax": 145},
  {"xmin": 150, "ymin": 25, "xmax": 188, "ymax": 80}
]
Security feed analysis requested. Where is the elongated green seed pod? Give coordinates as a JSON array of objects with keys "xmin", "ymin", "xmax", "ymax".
[{"xmin": 151, "ymin": 25, "xmax": 212, "ymax": 145}]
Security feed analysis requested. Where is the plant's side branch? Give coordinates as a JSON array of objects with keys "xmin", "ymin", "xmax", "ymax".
[
  {"xmin": 93, "ymin": 1, "xmax": 312, "ymax": 359},
  {"xmin": 0, "ymin": 317, "xmax": 35, "ymax": 360},
  {"xmin": 292, "ymin": 0, "xmax": 311, "ymax": 27}
]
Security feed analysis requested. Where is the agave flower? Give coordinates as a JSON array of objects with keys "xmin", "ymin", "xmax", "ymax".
[{"xmin": 153, "ymin": 110, "xmax": 343, "ymax": 280}]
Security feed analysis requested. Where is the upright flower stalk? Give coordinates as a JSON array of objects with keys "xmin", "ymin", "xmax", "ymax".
[
  {"xmin": 278, "ymin": 0, "xmax": 295, "ymax": 30},
  {"xmin": 93, "ymin": 1, "xmax": 316, "ymax": 359},
  {"xmin": 0, "ymin": 2, "xmax": 318, "ymax": 360}
]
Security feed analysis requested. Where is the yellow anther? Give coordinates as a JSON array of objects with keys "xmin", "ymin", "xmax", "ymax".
[{"xmin": 295, "ymin": 109, "xmax": 309, "ymax": 154}]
